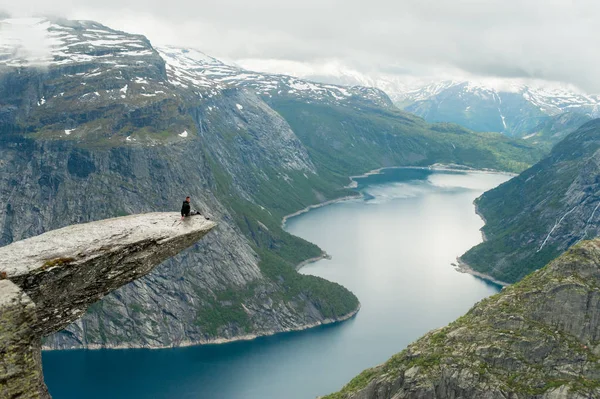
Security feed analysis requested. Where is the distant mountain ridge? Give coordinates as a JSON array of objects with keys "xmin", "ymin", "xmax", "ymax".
[
  {"xmin": 402, "ymin": 81, "xmax": 600, "ymax": 138},
  {"xmin": 273, "ymin": 63, "xmax": 600, "ymax": 138},
  {"xmin": 157, "ymin": 47, "xmax": 394, "ymax": 109}
]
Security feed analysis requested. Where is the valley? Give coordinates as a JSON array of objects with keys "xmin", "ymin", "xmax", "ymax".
[
  {"xmin": 42, "ymin": 168, "xmax": 507, "ymax": 399},
  {"xmin": 0, "ymin": 17, "xmax": 541, "ymax": 350}
]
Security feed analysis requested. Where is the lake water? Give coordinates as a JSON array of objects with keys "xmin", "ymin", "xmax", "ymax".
[{"xmin": 43, "ymin": 168, "xmax": 510, "ymax": 399}]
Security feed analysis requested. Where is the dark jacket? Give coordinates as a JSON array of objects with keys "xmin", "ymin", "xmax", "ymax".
[{"xmin": 181, "ymin": 201, "xmax": 191, "ymax": 217}]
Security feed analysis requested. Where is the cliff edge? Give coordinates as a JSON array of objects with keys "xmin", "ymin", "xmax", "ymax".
[{"xmin": 0, "ymin": 213, "xmax": 215, "ymax": 399}]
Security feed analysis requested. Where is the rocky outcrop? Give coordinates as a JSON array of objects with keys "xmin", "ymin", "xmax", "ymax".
[
  {"xmin": 326, "ymin": 239, "xmax": 600, "ymax": 399},
  {"xmin": 0, "ymin": 213, "xmax": 215, "ymax": 399}
]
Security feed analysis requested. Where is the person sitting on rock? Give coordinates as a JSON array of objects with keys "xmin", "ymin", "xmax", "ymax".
[
  {"xmin": 181, "ymin": 196, "xmax": 208, "ymax": 220},
  {"xmin": 181, "ymin": 196, "xmax": 192, "ymax": 220}
]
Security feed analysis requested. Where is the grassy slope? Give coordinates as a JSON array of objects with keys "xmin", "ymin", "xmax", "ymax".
[
  {"xmin": 269, "ymin": 98, "xmax": 545, "ymax": 176},
  {"xmin": 460, "ymin": 119, "xmax": 600, "ymax": 283}
]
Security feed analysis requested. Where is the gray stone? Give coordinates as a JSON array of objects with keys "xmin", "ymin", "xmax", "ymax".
[{"xmin": 0, "ymin": 280, "xmax": 48, "ymax": 399}]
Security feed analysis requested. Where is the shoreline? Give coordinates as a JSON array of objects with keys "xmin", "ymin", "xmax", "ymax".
[
  {"xmin": 454, "ymin": 199, "xmax": 509, "ymax": 287},
  {"xmin": 454, "ymin": 258, "xmax": 509, "ymax": 287},
  {"xmin": 41, "ymin": 304, "xmax": 361, "ymax": 352},
  {"xmin": 473, "ymin": 201, "xmax": 489, "ymax": 242},
  {"xmin": 285, "ymin": 163, "xmax": 515, "ymax": 281},
  {"xmin": 281, "ymin": 194, "xmax": 362, "ymax": 229},
  {"xmin": 295, "ymin": 252, "xmax": 332, "ymax": 271},
  {"xmin": 283, "ymin": 162, "xmax": 514, "ymax": 228},
  {"xmin": 418, "ymin": 163, "xmax": 517, "ymax": 177}
]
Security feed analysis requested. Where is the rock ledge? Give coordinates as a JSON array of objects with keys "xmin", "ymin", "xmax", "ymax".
[{"xmin": 0, "ymin": 213, "xmax": 215, "ymax": 399}]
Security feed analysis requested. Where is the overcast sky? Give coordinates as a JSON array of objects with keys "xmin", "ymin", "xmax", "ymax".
[{"xmin": 2, "ymin": 0, "xmax": 599, "ymax": 92}]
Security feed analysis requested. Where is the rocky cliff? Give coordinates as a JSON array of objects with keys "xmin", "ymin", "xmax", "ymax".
[
  {"xmin": 461, "ymin": 119, "xmax": 600, "ymax": 283},
  {"xmin": 0, "ymin": 213, "xmax": 215, "ymax": 399},
  {"xmin": 325, "ymin": 239, "xmax": 600, "ymax": 399}
]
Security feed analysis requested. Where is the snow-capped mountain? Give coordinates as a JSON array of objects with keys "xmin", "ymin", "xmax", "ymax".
[
  {"xmin": 400, "ymin": 80, "xmax": 600, "ymax": 116},
  {"xmin": 156, "ymin": 47, "xmax": 393, "ymax": 109},
  {"xmin": 0, "ymin": 17, "xmax": 157, "ymax": 69},
  {"xmin": 400, "ymin": 81, "xmax": 600, "ymax": 137},
  {"xmin": 249, "ymin": 62, "xmax": 600, "ymax": 138},
  {"xmin": 0, "ymin": 18, "xmax": 392, "ymax": 119}
]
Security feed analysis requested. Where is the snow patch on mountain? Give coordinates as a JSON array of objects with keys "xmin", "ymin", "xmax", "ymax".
[
  {"xmin": 0, "ymin": 17, "xmax": 155, "ymax": 69},
  {"xmin": 156, "ymin": 46, "xmax": 393, "ymax": 108}
]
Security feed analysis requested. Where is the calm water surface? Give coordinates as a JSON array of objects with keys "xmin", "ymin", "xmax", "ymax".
[{"xmin": 43, "ymin": 168, "xmax": 510, "ymax": 399}]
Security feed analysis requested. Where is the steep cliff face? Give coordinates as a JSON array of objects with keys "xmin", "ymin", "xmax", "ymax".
[
  {"xmin": 326, "ymin": 239, "xmax": 600, "ymax": 399},
  {"xmin": 0, "ymin": 17, "xmax": 542, "ymax": 349},
  {"xmin": 461, "ymin": 119, "xmax": 600, "ymax": 284},
  {"xmin": 0, "ymin": 213, "xmax": 215, "ymax": 399}
]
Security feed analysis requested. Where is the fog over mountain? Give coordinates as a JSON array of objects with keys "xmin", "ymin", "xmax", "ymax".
[{"xmin": 2, "ymin": 1, "xmax": 600, "ymax": 93}]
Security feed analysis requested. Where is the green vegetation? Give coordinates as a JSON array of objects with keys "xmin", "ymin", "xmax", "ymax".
[
  {"xmin": 269, "ymin": 98, "xmax": 544, "ymax": 176},
  {"xmin": 461, "ymin": 120, "xmax": 600, "ymax": 283},
  {"xmin": 257, "ymin": 249, "xmax": 359, "ymax": 318},
  {"xmin": 128, "ymin": 303, "xmax": 145, "ymax": 314},
  {"xmin": 195, "ymin": 300, "xmax": 251, "ymax": 336},
  {"xmin": 189, "ymin": 135, "xmax": 361, "ymax": 336},
  {"xmin": 523, "ymin": 111, "xmax": 592, "ymax": 149},
  {"xmin": 324, "ymin": 368, "xmax": 379, "ymax": 399},
  {"xmin": 28, "ymin": 92, "xmax": 196, "ymax": 148}
]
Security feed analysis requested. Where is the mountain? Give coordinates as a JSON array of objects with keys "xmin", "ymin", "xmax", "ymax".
[
  {"xmin": 460, "ymin": 119, "xmax": 600, "ymax": 284},
  {"xmin": 0, "ymin": 17, "xmax": 361, "ymax": 348},
  {"xmin": 287, "ymin": 65, "xmax": 600, "ymax": 139},
  {"xmin": 402, "ymin": 81, "xmax": 600, "ymax": 138},
  {"xmin": 325, "ymin": 239, "xmax": 600, "ymax": 399},
  {"xmin": 157, "ymin": 47, "xmax": 393, "ymax": 109},
  {"xmin": 0, "ymin": 17, "xmax": 541, "ymax": 349},
  {"xmin": 523, "ymin": 111, "xmax": 593, "ymax": 148}
]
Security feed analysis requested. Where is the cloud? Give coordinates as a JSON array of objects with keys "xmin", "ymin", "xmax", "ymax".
[
  {"xmin": 1, "ymin": 0, "xmax": 599, "ymax": 91},
  {"xmin": 0, "ymin": 18, "xmax": 56, "ymax": 66}
]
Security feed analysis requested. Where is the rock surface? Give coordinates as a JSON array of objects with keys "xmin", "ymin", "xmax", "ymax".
[
  {"xmin": 0, "ymin": 280, "xmax": 47, "ymax": 399},
  {"xmin": 0, "ymin": 213, "xmax": 215, "ymax": 399},
  {"xmin": 325, "ymin": 239, "xmax": 600, "ymax": 399}
]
